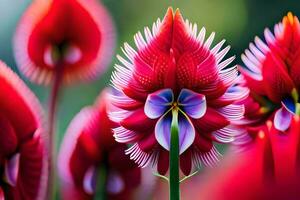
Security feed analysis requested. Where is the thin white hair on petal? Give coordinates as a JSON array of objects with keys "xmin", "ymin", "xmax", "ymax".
[
  {"xmin": 244, "ymin": 49, "xmax": 261, "ymax": 68},
  {"xmin": 109, "ymin": 93, "xmax": 138, "ymax": 109},
  {"xmin": 249, "ymin": 42, "xmax": 265, "ymax": 61},
  {"xmin": 219, "ymin": 85, "xmax": 249, "ymax": 102},
  {"xmin": 108, "ymin": 107, "xmax": 131, "ymax": 122},
  {"xmin": 218, "ymin": 104, "xmax": 245, "ymax": 121},
  {"xmin": 113, "ymin": 127, "xmax": 139, "ymax": 143},
  {"xmin": 241, "ymin": 53, "xmax": 261, "ymax": 74},
  {"xmin": 117, "ymin": 55, "xmax": 134, "ymax": 70},
  {"xmin": 211, "ymin": 39, "xmax": 226, "ymax": 55},
  {"xmin": 134, "ymin": 31, "xmax": 147, "ymax": 50},
  {"xmin": 204, "ymin": 32, "xmax": 215, "ymax": 49},
  {"xmin": 144, "ymin": 26, "xmax": 154, "ymax": 44},
  {"xmin": 121, "ymin": 43, "xmax": 137, "ymax": 63},
  {"xmin": 264, "ymin": 28, "xmax": 276, "ymax": 45},
  {"xmin": 238, "ymin": 65, "xmax": 263, "ymax": 81},
  {"xmin": 125, "ymin": 143, "xmax": 156, "ymax": 168},
  {"xmin": 218, "ymin": 56, "xmax": 236, "ymax": 71},
  {"xmin": 254, "ymin": 36, "xmax": 270, "ymax": 53},
  {"xmin": 192, "ymin": 146, "xmax": 221, "ymax": 168},
  {"xmin": 274, "ymin": 23, "xmax": 283, "ymax": 38},
  {"xmin": 152, "ymin": 18, "xmax": 162, "ymax": 36},
  {"xmin": 232, "ymin": 129, "xmax": 252, "ymax": 146},
  {"xmin": 212, "ymin": 124, "xmax": 244, "ymax": 143},
  {"xmin": 196, "ymin": 27, "xmax": 206, "ymax": 45},
  {"xmin": 215, "ymin": 45, "xmax": 231, "ymax": 64},
  {"xmin": 184, "ymin": 19, "xmax": 198, "ymax": 39},
  {"xmin": 219, "ymin": 65, "xmax": 239, "ymax": 87}
]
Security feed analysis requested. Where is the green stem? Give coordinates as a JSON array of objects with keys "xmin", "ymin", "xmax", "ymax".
[
  {"xmin": 47, "ymin": 68, "xmax": 63, "ymax": 200},
  {"xmin": 169, "ymin": 109, "xmax": 180, "ymax": 200},
  {"xmin": 95, "ymin": 163, "xmax": 108, "ymax": 200}
]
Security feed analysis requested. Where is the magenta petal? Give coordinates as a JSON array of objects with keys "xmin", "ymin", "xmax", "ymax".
[
  {"xmin": 0, "ymin": 188, "xmax": 3, "ymax": 200},
  {"xmin": 144, "ymin": 89, "xmax": 173, "ymax": 119},
  {"xmin": 274, "ymin": 107, "xmax": 293, "ymax": 131},
  {"xmin": 178, "ymin": 112, "xmax": 195, "ymax": 154},
  {"xmin": 155, "ymin": 112, "xmax": 172, "ymax": 151},
  {"xmin": 4, "ymin": 153, "xmax": 20, "ymax": 187},
  {"xmin": 178, "ymin": 89, "xmax": 207, "ymax": 119},
  {"xmin": 83, "ymin": 166, "xmax": 97, "ymax": 195}
]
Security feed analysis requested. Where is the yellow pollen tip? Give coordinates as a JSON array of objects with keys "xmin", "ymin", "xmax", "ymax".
[
  {"xmin": 172, "ymin": 102, "xmax": 178, "ymax": 107},
  {"xmin": 284, "ymin": 12, "xmax": 294, "ymax": 26}
]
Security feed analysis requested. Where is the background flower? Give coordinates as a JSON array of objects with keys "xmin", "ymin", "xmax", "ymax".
[
  {"xmin": 14, "ymin": 0, "xmax": 115, "ymax": 85},
  {"xmin": 0, "ymin": 61, "xmax": 47, "ymax": 200},
  {"xmin": 239, "ymin": 13, "xmax": 300, "ymax": 132},
  {"xmin": 58, "ymin": 90, "xmax": 141, "ymax": 200}
]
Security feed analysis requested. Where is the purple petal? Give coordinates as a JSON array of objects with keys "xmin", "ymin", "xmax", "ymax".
[
  {"xmin": 178, "ymin": 89, "xmax": 206, "ymax": 119},
  {"xmin": 145, "ymin": 89, "xmax": 173, "ymax": 119},
  {"xmin": 155, "ymin": 112, "xmax": 172, "ymax": 151},
  {"xmin": 83, "ymin": 166, "xmax": 97, "ymax": 195},
  {"xmin": 155, "ymin": 111, "xmax": 195, "ymax": 154},
  {"xmin": 5, "ymin": 153, "xmax": 20, "ymax": 186},
  {"xmin": 274, "ymin": 107, "xmax": 293, "ymax": 131},
  {"xmin": 178, "ymin": 112, "xmax": 195, "ymax": 154},
  {"xmin": 106, "ymin": 171, "xmax": 125, "ymax": 195}
]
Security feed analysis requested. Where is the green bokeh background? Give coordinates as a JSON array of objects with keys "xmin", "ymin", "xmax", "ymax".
[{"xmin": 0, "ymin": 0, "xmax": 299, "ymax": 198}]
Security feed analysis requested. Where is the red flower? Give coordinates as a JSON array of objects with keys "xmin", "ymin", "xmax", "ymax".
[
  {"xmin": 110, "ymin": 8, "xmax": 248, "ymax": 176},
  {"xmin": 203, "ymin": 13, "xmax": 300, "ymax": 200},
  {"xmin": 240, "ymin": 12, "xmax": 300, "ymax": 132},
  {"xmin": 193, "ymin": 117, "xmax": 300, "ymax": 200},
  {"xmin": 0, "ymin": 61, "xmax": 47, "ymax": 199},
  {"xmin": 58, "ymin": 90, "xmax": 141, "ymax": 200},
  {"xmin": 14, "ymin": 0, "xmax": 115, "ymax": 84}
]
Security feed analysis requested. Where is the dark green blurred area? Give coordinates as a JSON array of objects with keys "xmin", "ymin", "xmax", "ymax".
[{"xmin": 0, "ymin": 0, "xmax": 299, "ymax": 176}]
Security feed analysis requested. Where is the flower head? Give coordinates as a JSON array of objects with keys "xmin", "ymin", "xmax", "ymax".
[
  {"xmin": 0, "ymin": 61, "xmax": 47, "ymax": 199},
  {"xmin": 240, "ymin": 12, "xmax": 300, "ymax": 132},
  {"xmin": 110, "ymin": 8, "xmax": 248, "ymax": 175},
  {"xmin": 14, "ymin": 0, "xmax": 115, "ymax": 85},
  {"xmin": 58, "ymin": 90, "xmax": 141, "ymax": 200}
]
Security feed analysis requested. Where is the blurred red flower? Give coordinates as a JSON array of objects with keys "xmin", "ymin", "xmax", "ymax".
[
  {"xmin": 58, "ymin": 89, "xmax": 141, "ymax": 200},
  {"xmin": 192, "ymin": 12, "xmax": 300, "ymax": 200},
  {"xmin": 239, "ymin": 12, "xmax": 300, "ymax": 132},
  {"xmin": 0, "ymin": 61, "xmax": 47, "ymax": 200},
  {"xmin": 14, "ymin": 0, "xmax": 115, "ymax": 85},
  {"xmin": 193, "ymin": 117, "xmax": 300, "ymax": 200}
]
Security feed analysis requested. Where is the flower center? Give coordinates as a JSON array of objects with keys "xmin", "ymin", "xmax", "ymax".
[
  {"xmin": 44, "ymin": 43, "xmax": 82, "ymax": 67},
  {"xmin": 171, "ymin": 102, "xmax": 179, "ymax": 111},
  {"xmin": 144, "ymin": 88, "xmax": 207, "ymax": 154}
]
